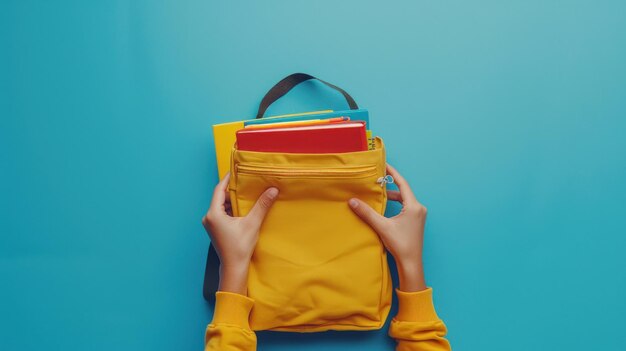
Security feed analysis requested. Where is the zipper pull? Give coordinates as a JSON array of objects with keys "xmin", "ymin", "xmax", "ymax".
[{"xmin": 377, "ymin": 175, "xmax": 394, "ymax": 187}]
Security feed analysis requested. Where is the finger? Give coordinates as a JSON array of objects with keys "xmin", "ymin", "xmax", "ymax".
[
  {"xmin": 245, "ymin": 187, "xmax": 279, "ymax": 228},
  {"xmin": 220, "ymin": 181, "xmax": 232, "ymax": 214},
  {"xmin": 385, "ymin": 164, "xmax": 418, "ymax": 203},
  {"xmin": 209, "ymin": 172, "xmax": 231, "ymax": 212},
  {"xmin": 348, "ymin": 198, "xmax": 388, "ymax": 234},
  {"xmin": 387, "ymin": 190, "xmax": 402, "ymax": 203}
]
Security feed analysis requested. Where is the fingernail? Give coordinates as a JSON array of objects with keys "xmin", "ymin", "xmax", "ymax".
[
  {"xmin": 349, "ymin": 198, "xmax": 359, "ymax": 208},
  {"xmin": 267, "ymin": 187, "xmax": 279, "ymax": 199}
]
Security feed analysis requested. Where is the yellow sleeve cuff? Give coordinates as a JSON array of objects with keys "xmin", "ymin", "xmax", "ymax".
[
  {"xmin": 211, "ymin": 291, "xmax": 255, "ymax": 329},
  {"xmin": 395, "ymin": 287, "xmax": 440, "ymax": 322}
]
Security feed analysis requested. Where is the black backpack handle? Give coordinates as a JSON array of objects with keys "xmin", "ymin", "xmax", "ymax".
[{"xmin": 256, "ymin": 73, "xmax": 359, "ymax": 119}]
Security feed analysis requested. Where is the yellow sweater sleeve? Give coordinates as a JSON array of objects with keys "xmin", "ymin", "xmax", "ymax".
[
  {"xmin": 389, "ymin": 288, "xmax": 452, "ymax": 351},
  {"xmin": 205, "ymin": 289, "xmax": 449, "ymax": 351},
  {"xmin": 205, "ymin": 292, "xmax": 257, "ymax": 351}
]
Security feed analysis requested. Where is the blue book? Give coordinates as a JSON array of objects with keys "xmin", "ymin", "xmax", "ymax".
[{"xmin": 244, "ymin": 109, "xmax": 370, "ymax": 129}]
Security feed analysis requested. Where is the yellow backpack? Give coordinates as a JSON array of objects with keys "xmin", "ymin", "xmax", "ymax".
[{"xmin": 207, "ymin": 73, "xmax": 392, "ymax": 332}]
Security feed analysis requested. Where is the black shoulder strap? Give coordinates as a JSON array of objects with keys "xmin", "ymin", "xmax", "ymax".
[
  {"xmin": 202, "ymin": 244, "xmax": 220, "ymax": 303},
  {"xmin": 256, "ymin": 73, "xmax": 358, "ymax": 119}
]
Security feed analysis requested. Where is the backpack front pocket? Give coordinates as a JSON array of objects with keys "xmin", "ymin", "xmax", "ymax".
[{"xmin": 229, "ymin": 137, "xmax": 392, "ymax": 332}]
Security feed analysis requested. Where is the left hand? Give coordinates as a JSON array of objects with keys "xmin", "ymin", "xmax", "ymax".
[{"xmin": 202, "ymin": 172, "xmax": 279, "ymax": 295}]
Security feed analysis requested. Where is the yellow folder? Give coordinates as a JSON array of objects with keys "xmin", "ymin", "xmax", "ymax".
[{"xmin": 212, "ymin": 110, "xmax": 332, "ymax": 179}]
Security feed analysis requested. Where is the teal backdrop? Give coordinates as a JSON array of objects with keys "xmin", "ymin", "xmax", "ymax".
[{"xmin": 2, "ymin": 1, "xmax": 625, "ymax": 350}]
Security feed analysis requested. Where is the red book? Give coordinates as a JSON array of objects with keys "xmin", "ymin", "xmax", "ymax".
[{"xmin": 236, "ymin": 121, "xmax": 368, "ymax": 153}]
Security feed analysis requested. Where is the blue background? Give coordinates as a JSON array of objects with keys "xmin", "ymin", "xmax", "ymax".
[{"xmin": 2, "ymin": 1, "xmax": 625, "ymax": 350}]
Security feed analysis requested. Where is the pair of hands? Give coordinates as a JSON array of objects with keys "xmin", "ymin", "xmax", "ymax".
[{"xmin": 202, "ymin": 164, "xmax": 428, "ymax": 295}]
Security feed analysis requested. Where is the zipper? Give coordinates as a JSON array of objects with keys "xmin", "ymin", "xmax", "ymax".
[
  {"xmin": 236, "ymin": 164, "xmax": 378, "ymax": 179},
  {"xmin": 376, "ymin": 175, "xmax": 394, "ymax": 187}
]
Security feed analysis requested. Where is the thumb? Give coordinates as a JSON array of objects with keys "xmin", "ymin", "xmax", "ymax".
[
  {"xmin": 348, "ymin": 198, "xmax": 387, "ymax": 234},
  {"xmin": 246, "ymin": 187, "xmax": 279, "ymax": 228}
]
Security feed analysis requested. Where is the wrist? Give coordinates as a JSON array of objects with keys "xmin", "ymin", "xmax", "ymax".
[
  {"xmin": 218, "ymin": 262, "xmax": 250, "ymax": 295},
  {"xmin": 396, "ymin": 257, "xmax": 427, "ymax": 292}
]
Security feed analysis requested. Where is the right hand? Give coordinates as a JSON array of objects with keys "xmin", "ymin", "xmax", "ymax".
[{"xmin": 348, "ymin": 164, "xmax": 428, "ymax": 292}]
